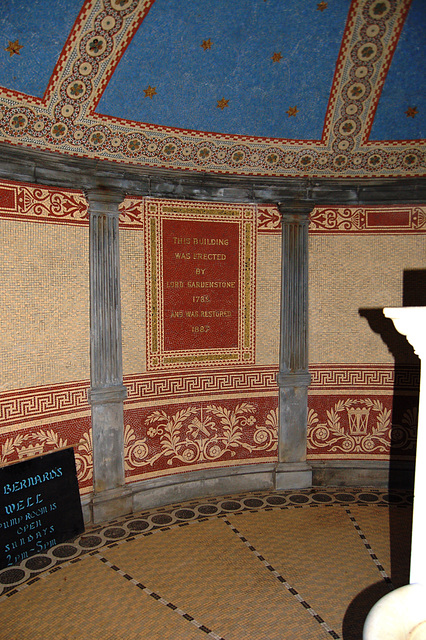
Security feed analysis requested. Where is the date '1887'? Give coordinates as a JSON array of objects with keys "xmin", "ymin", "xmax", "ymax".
[{"xmin": 191, "ymin": 325, "xmax": 211, "ymax": 333}]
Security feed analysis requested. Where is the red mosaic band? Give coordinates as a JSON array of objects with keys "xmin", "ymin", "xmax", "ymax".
[{"xmin": 2, "ymin": 181, "xmax": 424, "ymax": 234}]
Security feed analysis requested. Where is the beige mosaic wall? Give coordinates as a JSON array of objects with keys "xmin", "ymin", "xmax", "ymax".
[
  {"xmin": 0, "ymin": 219, "xmax": 89, "ymax": 391},
  {"xmin": 121, "ymin": 228, "xmax": 146, "ymax": 376},
  {"xmin": 309, "ymin": 234, "xmax": 426, "ymax": 364},
  {"xmin": 256, "ymin": 234, "xmax": 280, "ymax": 366}
]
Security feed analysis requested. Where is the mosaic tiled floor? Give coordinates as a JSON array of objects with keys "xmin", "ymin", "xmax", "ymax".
[{"xmin": 0, "ymin": 488, "xmax": 412, "ymax": 640}]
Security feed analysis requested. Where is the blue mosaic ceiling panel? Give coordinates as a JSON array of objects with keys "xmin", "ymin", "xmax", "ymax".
[
  {"xmin": 0, "ymin": 0, "xmax": 424, "ymax": 178},
  {"xmin": 370, "ymin": 0, "xmax": 425, "ymax": 141},
  {"xmin": 0, "ymin": 0, "xmax": 83, "ymax": 98},
  {"xmin": 96, "ymin": 0, "xmax": 350, "ymax": 139}
]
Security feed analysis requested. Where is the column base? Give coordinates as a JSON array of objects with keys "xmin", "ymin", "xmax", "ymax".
[
  {"xmin": 92, "ymin": 486, "xmax": 133, "ymax": 524},
  {"xmin": 274, "ymin": 462, "xmax": 312, "ymax": 491}
]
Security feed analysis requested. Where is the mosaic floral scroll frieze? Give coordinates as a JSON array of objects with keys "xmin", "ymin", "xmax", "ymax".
[
  {"xmin": 0, "ymin": 429, "xmax": 68, "ymax": 465},
  {"xmin": 308, "ymin": 398, "xmax": 393, "ymax": 455},
  {"xmin": 124, "ymin": 399, "xmax": 278, "ymax": 476},
  {"xmin": 307, "ymin": 365, "xmax": 419, "ymax": 459},
  {"xmin": 308, "ymin": 397, "xmax": 416, "ymax": 456},
  {"xmin": 0, "ymin": 424, "xmax": 93, "ymax": 491},
  {"xmin": 74, "ymin": 429, "xmax": 93, "ymax": 488}
]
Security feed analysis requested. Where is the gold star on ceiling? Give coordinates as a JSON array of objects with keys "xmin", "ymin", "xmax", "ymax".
[
  {"xmin": 144, "ymin": 85, "xmax": 157, "ymax": 99},
  {"xmin": 217, "ymin": 98, "xmax": 229, "ymax": 110},
  {"xmin": 201, "ymin": 39, "xmax": 212, "ymax": 51},
  {"xmin": 286, "ymin": 106, "xmax": 299, "ymax": 116},
  {"xmin": 271, "ymin": 52, "xmax": 282, "ymax": 62},
  {"xmin": 405, "ymin": 107, "xmax": 418, "ymax": 118},
  {"xmin": 317, "ymin": 2, "xmax": 328, "ymax": 11},
  {"xmin": 5, "ymin": 39, "xmax": 23, "ymax": 56}
]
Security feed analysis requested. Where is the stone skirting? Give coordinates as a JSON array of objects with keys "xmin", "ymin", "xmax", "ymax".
[{"xmin": 77, "ymin": 458, "xmax": 416, "ymax": 525}]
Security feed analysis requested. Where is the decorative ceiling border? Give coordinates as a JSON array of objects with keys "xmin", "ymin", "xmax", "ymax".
[{"xmin": 0, "ymin": 0, "xmax": 424, "ymax": 178}]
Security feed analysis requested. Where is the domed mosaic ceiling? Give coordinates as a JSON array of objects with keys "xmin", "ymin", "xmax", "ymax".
[{"xmin": 0, "ymin": 0, "xmax": 424, "ymax": 178}]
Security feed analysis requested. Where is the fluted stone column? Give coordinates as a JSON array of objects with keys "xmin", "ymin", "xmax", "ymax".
[
  {"xmin": 275, "ymin": 203, "xmax": 312, "ymax": 489},
  {"xmin": 86, "ymin": 188, "xmax": 131, "ymax": 523}
]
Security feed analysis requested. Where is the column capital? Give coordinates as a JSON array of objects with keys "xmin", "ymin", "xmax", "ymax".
[
  {"xmin": 84, "ymin": 187, "xmax": 124, "ymax": 216},
  {"xmin": 277, "ymin": 201, "xmax": 313, "ymax": 223}
]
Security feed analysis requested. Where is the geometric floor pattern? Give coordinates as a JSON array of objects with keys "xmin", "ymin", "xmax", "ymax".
[{"xmin": 0, "ymin": 488, "xmax": 412, "ymax": 640}]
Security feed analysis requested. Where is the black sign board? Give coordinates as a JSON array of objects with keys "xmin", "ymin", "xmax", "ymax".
[{"xmin": 0, "ymin": 447, "xmax": 84, "ymax": 569}]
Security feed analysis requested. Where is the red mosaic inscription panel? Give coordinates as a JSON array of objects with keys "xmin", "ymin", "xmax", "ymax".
[
  {"xmin": 162, "ymin": 218, "xmax": 240, "ymax": 351},
  {"xmin": 144, "ymin": 199, "xmax": 256, "ymax": 370},
  {"xmin": 365, "ymin": 209, "xmax": 411, "ymax": 229}
]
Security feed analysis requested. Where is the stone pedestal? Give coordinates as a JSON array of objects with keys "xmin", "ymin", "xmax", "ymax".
[
  {"xmin": 86, "ymin": 189, "xmax": 132, "ymax": 523},
  {"xmin": 275, "ymin": 204, "xmax": 312, "ymax": 489}
]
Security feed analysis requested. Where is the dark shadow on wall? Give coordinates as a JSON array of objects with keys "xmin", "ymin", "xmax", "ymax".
[
  {"xmin": 403, "ymin": 269, "xmax": 426, "ymax": 307},
  {"xmin": 358, "ymin": 270, "xmax": 425, "ymax": 492},
  {"xmin": 357, "ymin": 303, "xmax": 419, "ymax": 494}
]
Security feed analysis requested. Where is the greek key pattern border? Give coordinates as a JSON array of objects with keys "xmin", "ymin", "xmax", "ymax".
[
  {"xmin": 0, "ymin": 365, "xmax": 419, "ymax": 428},
  {"xmin": 0, "ymin": 382, "xmax": 90, "ymax": 429},
  {"xmin": 124, "ymin": 366, "xmax": 279, "ymax": 406},
  {"xmin": 309, "ymin": 364, "xmax": 419, "ymax": 390},
  {"xmin": 0, "ymin": 368, "xmax": 279, "ymax": 429}
]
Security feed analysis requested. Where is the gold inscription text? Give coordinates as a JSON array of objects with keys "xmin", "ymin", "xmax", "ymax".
[
  {"xmin": 191, "ymin": 325, "xmax": 211, "ymax": 333},
  {"xmin": 187, "ymin": 281, "xmax": 235, "ymax": 288},
  {"xmin": 193, "ymin": 253, "xmax": 226, "ymax": 261}
]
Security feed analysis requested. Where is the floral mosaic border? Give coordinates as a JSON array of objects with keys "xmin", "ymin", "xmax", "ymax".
[
  {"xmin": 1, "ymin": 180, "xmax": 425, "ymax": 235},
  {"xmin": 307, "ymin": 364, "xmax": 419, "ymax": 459},
  {"xmin": 0, "ymin": 420, "xmax": 93, "ymax": 494},
  {"xmin": 307, "ymin": 396, "xmax": 415, "ymax": 458},
  {"xmin": 124, "ymin": 398, "xmax": 278, "ymax": 480},
  {"xmin": 0, "ymin": 362, "xmax": 419, "ymax": 500}
]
